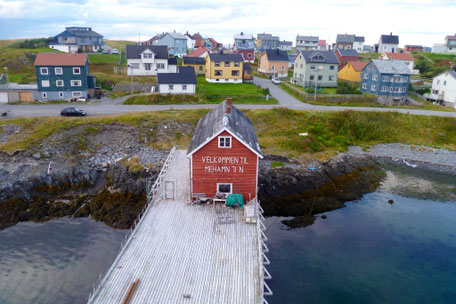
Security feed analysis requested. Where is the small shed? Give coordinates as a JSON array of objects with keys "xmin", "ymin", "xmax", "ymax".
[
  {"xmin": 157, "ymin": 66, "xmax": 196, "ymax": 94},
  {"xmin": 187, "ymin": 98, "xmax": 263, "ymax": 202}
]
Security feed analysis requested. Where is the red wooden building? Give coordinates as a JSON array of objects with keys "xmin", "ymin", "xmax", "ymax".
[
  {"xmin": 187, "ymin": 99, "xmax": 263, "ymax": 202},
  {"xmin": 335, "ymin": 48, "xmax": 360, "ymax": 70},
  {"xmin": 233, "ymin": 49, "xmax": 255, "ymax": 63}
]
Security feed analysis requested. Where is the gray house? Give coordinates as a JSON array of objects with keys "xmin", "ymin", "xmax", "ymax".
[
  {"xmin": 378, "ymin": 33, "xmax": 399, "ymax": 53},
  {"xmin": 257, "ymin": 33, "xmax": 280, "ymax": 51},
  {"xmin": 296, "ymin": 35, "xmax": 319, "ymax": 51},
  {"xmin": 234, "ymin": 32, "xmax": 256, "ymax": 50},
  {"xmin": 50, "ymin": 27, "xmax": 104, "ymax": 53},
  {"xmin": 292, "ymin": 50, "xmax": 340, "ymax": 88},
  {"xmin": 154, "ymin": 32, "xmax": 188, "ymax": 57}
]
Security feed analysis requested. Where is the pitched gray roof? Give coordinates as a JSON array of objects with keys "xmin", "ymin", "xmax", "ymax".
[
  {"xmin": 355, "ymin": 36, "xmax": 365, "ymax": 42},
  {"xmin": 371, "ymin": 59, "xmax": 411, "ymax": 75},
  {"xmin": 336, "ymin": 34, "xmax": 355, "ymax": 43},
  {"xmin": 166, "ymin": 32, "xmax": 187, "ymax": 40},
  {"xmin": 299, "ymin": 50, "xmax": 340, "ymax": 64},
  {"xmin": 296, "ymin": 35, "xmax": 319, "ymax": 41},
  {"xmin": 279, "ymin": 40, "xmax": 292, "ymax": 46},
  {"xmin": 157, "ymin": 66, "xmax": 196, "ymax": 85},
  {"xmin": 183, "ymin": 57, "xmax": 205, "ymax": 65},
  {"xmin": 208, "ymin": 53, "xmax": 243, "ymax": 62},
  {"xmin": 337, "ymin": 49, "xmax": 360, "ymax": 57},
  {"xmin": 381, "ymin": 34, "xmax": 399, "ymax": 44},
  {"xmin": 265, "ymin": 49, "xmax": 289, "ymax": 61},
  {"xmin": 187, "ymin": 100, "xmax": 262, "ymax": 157},
  {"xmin": 168, "ymin": 57, "xmax": 178, "ymax": 65},
  {"xmin": 66, "ymin": 27, "xmax": 103, "ymax": 38},
  {"xmin": 126, "ymin": 45, "xmax": 168, "ymax": 59}
]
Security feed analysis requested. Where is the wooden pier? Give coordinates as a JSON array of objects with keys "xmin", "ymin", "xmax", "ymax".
[{"xmin": 88, "ymin": 148, "xmax": 272, "ymax": 304}]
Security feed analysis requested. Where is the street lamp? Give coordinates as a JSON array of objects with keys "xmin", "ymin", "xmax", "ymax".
[
  {"xmin": 3, "ymin": 67, "xmax": 9, "ymax": 104},
  {"xmin": 127, "ymin": 64, "xmax": 133, "ymax": 95}
]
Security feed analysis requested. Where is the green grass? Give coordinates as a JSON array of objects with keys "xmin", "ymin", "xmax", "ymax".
[
  {"xmin": 88, "ymin": 53, "xmax": 121, "ymax": 64},
  {"xmin": 2, "ymin": 109, "xmax": 456, "ymax": 159},
  {"xmin": 359, "ymin": 53, "xmax": 381, "ymax": 62},
  {"xmin": 195, "ymin": 76, "xmax": 265, "ymax": 96},
  {"xmin": 271, "ymin": 161, "xmax": 285, "ymax": 168}
]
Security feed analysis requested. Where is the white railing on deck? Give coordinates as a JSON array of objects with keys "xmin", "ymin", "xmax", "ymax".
[
  {"xmin": 255, "ymin": 198, "xmax": 273, "ymax": 304},
  {"xmin": 87, "ymin": 146, "xmax": 177, "ymax": 303}
]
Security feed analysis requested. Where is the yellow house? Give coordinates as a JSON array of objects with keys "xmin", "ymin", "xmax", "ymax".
[
  {"xmin": 182, "ymin": 57, "xmax": 206, "ymax": 75},
  {"xmin": 257, "ymin": 49, "xmax": 289, "ymax": 78},
  {"xmin": 338, "ymin": 61, "xmax": 369, "ymax": 82},
  {"xmin": 205, "ymin": 52, "xmax": 244, "ymax": 83}
]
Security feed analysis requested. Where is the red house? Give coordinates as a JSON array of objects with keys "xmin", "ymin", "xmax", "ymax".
[
  {"xmin": 233, "ymin": 49, "xmax": 255, "ymax": 63},
  {"xmin": 187, "ymin": 99, "xmax": 263, "ymax": 202},
  {"xmin": 404, "ymin": 45, "xmax": 423, "ymax": 52},
  {"xmin": 335, "ymin": 48, "xmax": 360, "ymax": 69}
]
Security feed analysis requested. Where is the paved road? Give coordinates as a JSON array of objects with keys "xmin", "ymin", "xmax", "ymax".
[{"xmin": 1, "ymin": 77, "xmax": 455, "ymax": 118}]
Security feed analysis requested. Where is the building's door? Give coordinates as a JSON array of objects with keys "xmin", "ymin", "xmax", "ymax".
[
  {"xmin": 165, "ymin": 180, "xmax": 175, "ymax": 200},
  {"xmin": 0, "ymin": 92, "xmax": 7, "ymax": 103}
]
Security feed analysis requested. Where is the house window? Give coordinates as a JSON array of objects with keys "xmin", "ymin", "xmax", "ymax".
[
  {"xmin": 437, "ymin": 80, "xmax": 440, "ymax": 85},
  {"xmin": 73, "ymin": 67, "xmax": 81, "ymax": 75},
  {"xmin": 56, "ymin": 80, "xmax": 64, "ymax": 87},
  {"xmin": 310, "ymin": 75, "xmax": 314, "ymax": 80},
  {"xmin": 130, "ymin": 63, "xmax": 140, "ymax": 69},
  {"xmin": 72, "ymin": 91, "xmax": 82, "ymax": 97},
  {"xmin": 232, "ymin": 70, "xmax": 239, "ymax": 76},
  {"xmin": 328, "ymin": 76, "xmax": 334, "ymax": 81},
  {"xmin": 55, "ymin": 67, "xmax": 63, "ymax": 75},
  {"xmin": 433, "ymin": 89, "xmax": 439, "ymax": 94},
  {"xmin": 71, "ymin": 80, "xmax": 82, "ymax": 86},
  {"xmin": 444, "ymin": 81, "xmax": 447, "ymax": 86},
  {"xmin": 59, "ymin": 92, "xmax": 64, "ymax": 98},
  {"xmin": 215, "ymin": 61, "xmax": 220, "ymax": 67},
  {"xmin": 182, "ymin": 85, "xmax": 187, "ymax": 90},
  {"xmin": 217, "ymin": 183, "xmax": 232, "ymax": 194},
  {"xmin": 218, "ymin": 136, "xmax": 232, "ymax": 148},
  {"xmin": 310, "ymin": 65, "xmax": 316, "ymax": 70},
  {"xmin": 363, "ymin": 73, "xmax": 369, "ymax": 79},
  {"xmin": 42, "ymin": 92, "xmax": 47, "ymax": 99},
  {"xmin": 41, "ymin": 80, "xmax": 50, "ymax": 87},
  {"xmin": 381, "ymin": 86, "xmax": 387, "ymax": 92},
  {"xmin": 382, "ymin": 76, "xmax": 389, "ymax": 82},
  {"xmin": 372, "ymin": 75, "xmax": 378, "ymax": 81},
  {"xmin": 199, "ymin": 66, "xmax": 203, "ymax": 71},
  {"xmin": 215, "ymin": 70, "xmax": 222, "ymax": 76},
  {"xmin": 234, "ymin": 62, "xmax": 240, "ymax": 67},
  {"xmin": 371, "ymin": 85, "xmax": 376, "ymax": 91},
  {"xmin": 318, "ymin": 75, "xmax": 322, "ymax": 81},
  {"xmin": 169, "ymin": 85, "xmax": 174, "ymax": 90},
  {"xmin": 143, "ymin": 53, "xmax": 153, "ymax": 58},
  {"xmin": 40, "ymin": 67, "xmax": 48, "ymax": 75},
  {"xmin": 157, "ymin": 63, "xmax": 165, "ymax": 69},
  {"xmin": 362, "ymin": 83, "xmax": 367, "ymax": 89},
  {"xmin": 281, "ymin": 66, "xmax": 285, "ymax": 70},
  {"xmin": 248, "ymin": 53, "xmax": 252, "ymax": 58},
  {"xmin": 330, "ymin": 65, "xmax": 335, "ymax": 70},
  {"xmin": 390, "ymin": 87, "xmax": 393, "ymax": 93},
  {"xmin": 144, "ymin": 63, "xmax": 151, "ymax": 70},
  {"xmin": 271, "ymin": 65, "xmax": 275, "ymax": 70},
  {"xmin": 402, "ymin": 87, "xmax": 406, "ymax": 92}
]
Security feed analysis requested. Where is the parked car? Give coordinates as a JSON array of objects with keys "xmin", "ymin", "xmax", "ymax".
[
  {"xmin": 60, "ymin": 107, "xmax": 86, "ymax": 117},
  {"xmin": 111, "ymin": 49, "xmax": 119, "ymax": 55},
  {"xmin": 272, "ymin": 78, "xmax": 281, "ymax": 85},
  {"xmin": 77, "ymin": 97, "xmax": 87, "ymax": 102},
  {"xmin": 411, "ymin": 80, "xmax": 424, "ymax": 85},
  {"xmin": 102, "ymin": 49, "xmax": 110, "ymax": 54}
]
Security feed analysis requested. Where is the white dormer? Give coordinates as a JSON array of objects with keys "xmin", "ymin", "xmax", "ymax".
[{"xmin": 141, "ymin": 49, "xmax": 155, "ymax": 62}]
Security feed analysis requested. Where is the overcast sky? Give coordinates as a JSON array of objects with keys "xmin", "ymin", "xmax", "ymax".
[{"xmin": 1, "ymin": 0, "xmax": 455, "ymax": 47}]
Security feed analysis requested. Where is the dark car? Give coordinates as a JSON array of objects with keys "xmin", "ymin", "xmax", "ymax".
[{"xmin": 60, "ymin": 107, "xmax": 87, "ymax": 117}]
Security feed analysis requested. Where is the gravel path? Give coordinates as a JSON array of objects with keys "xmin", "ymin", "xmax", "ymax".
[{"xmin": 346, "ymin": 143, "xmax": 456, "ymax": 175}]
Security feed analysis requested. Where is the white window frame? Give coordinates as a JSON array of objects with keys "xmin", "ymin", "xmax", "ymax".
[
  {"xmin": 390, "ymin": 87, "xmax": 393, "ymax": 93},
  {"xmin": 55, "ymin": 67, "xmax": 63, "ymax": 75},
  {"xmin": 157, "ymin": 63, "xmax": 165, "ymax": 69},
  {"xmin": 169, "ymin": 84, "xmax": 174, "ymax": 90},
  {"xmin": 182, "ymin": 84, "xmax": 187, "ymax": 90},
  {"xmin": 42, "ymin": 92, "xmax": 47, "ymax": 99},
  {"xmin": 362, "ymin": 83, "xmax": 367, "ymax": 89},
  {"xmin": 363, "ymin": 73, "xmax": 369, "ymax": 79},
  {"xmin": 72, "ymin": 91, "xmax": 82, "ymax": 97},
  {"xmin": 130, "ymin": 63, "xmax": 140, "ymax": 69},
  {"xmin": 372, "ymin": 75, "xmax": 378, "ymax": 81},
  {"xmin": 56, "ymin": 80, "xmax": 64, "ymax": 87},
  {"xmin": 217, "ymin": 183, "xmax": 233, "ymax": 194},
  {"xmin": 371, "ymin": 84, "xmax": 376, "ymax": 91},
  {"xmin": 247, "ymin": 53, "xmax": 252, "ymax": 58},
  {"xmin": 73, "ymin": 67, "xmax": 81, "ymax": 75},
  {"xmin": 41, "ymin": 80, "xmax": 50, "ymax": 87},
  {"xmin": 40, "ymin": 67, "xmax": 48, "ymax": 75},
  {"xmin": 218, "ymin": 136, "xmax": 232, "ymax": 148},
  {"xmin": 59, "ymin": 92, "xmax": 64, "ymax": 98},
  {"xmin": 71, "ymin": 80, "xmax": 82, "ymax": 87}
]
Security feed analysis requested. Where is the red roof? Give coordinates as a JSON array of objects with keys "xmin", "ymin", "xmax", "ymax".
[
  {"xmin": 34, "ymin": 53, "xmax": 87, "ymax": 66},
  {"xmin": 186, "ymin": 47, "xmax": 210, "ymax": 57},
  {"xmin": 384, "ymin": 52, "xmax": 415, "ymax": 61},
  {"xmin": 349, "ymin": 61, "xmax": 369, "ymax": 71},
  {"xmin": 318, "ymin": 40, "xmax": 326, "ymax": 46}
]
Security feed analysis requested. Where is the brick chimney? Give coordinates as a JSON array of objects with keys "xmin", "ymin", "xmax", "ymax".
[{"xmin": 226, "ymin": 98, "xmax": 232, "ymax": 114}]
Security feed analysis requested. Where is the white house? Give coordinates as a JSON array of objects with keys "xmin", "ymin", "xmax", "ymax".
[
  {"xmin": 378, "ymin": 33, "xmax": 399, "ymax": 53},
  {"xmin": 381, "ymin": 52, "xmax": 417, "ymax": 74},
  {"xmin": 157, "ymin": 66, "xmax": 197, "ymax": 94},
  {"xmin": 428, "ymin": 70, "xmax": 456, "ymax": 108},
  {"xmin": 126, "ymin": 45, "xmax": 175, "ymax": 76},
  {"xmin": 353, "ymin": 36, "xmax": 365, "ymax": 53}
]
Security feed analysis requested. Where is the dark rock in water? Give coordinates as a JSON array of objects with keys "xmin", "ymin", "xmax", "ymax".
[
  {"xmin": 321, "ymin": 215, "xmax": 327, "ymax": 219},
  {"xmin": 388, "ymin": 199, "xmax": 394, "ymax": 204},
  {"xmin": 258, "ymin": 154, "xmax": 386, "ymax": 228},
  {"xmin": 282, "ymin": 215, "xmax": 316, "ymax": 228}
]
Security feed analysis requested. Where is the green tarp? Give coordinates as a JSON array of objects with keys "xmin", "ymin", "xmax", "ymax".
[{"xmin": 226, "ymin": 194, "xmax": 244, "ymax": 209}]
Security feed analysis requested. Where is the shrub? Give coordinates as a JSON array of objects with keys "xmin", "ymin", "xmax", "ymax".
[
  {"xmin": 307, "ymin": 86, "xmax": 315, "ymax": 93},
  {"xmin": 11, "ymin": 37, "xmax": 53, "ymax": 49},
  {"xmin": 336, "ymin": 82, "xmax": 362, "ymax": 94}
]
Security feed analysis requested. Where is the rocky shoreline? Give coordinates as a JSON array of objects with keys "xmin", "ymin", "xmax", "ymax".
[{"xmin": 1, "ymin": 122, "xmax": 455, "ymax": 231}]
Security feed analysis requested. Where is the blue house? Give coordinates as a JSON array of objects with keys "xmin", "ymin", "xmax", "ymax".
[
  {"xmin": 360, "ymin": 59, "xmax": 411, "ymax": 103},
  {"xmin": 154, "ymin": 32, "xmax": 188, "ymax": 57},
  {"xmin": 34, "ymin": 53, "xmax": 96, "ymax": 101}
]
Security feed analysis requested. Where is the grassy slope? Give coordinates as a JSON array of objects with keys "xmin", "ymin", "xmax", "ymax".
[
  {"xmin": 1, "ymin": 110, "xmax": 455, "ymax": 158},
  {"xmin": 88, "ymin": 54, "xmax": 120, "ymax": 64}
]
